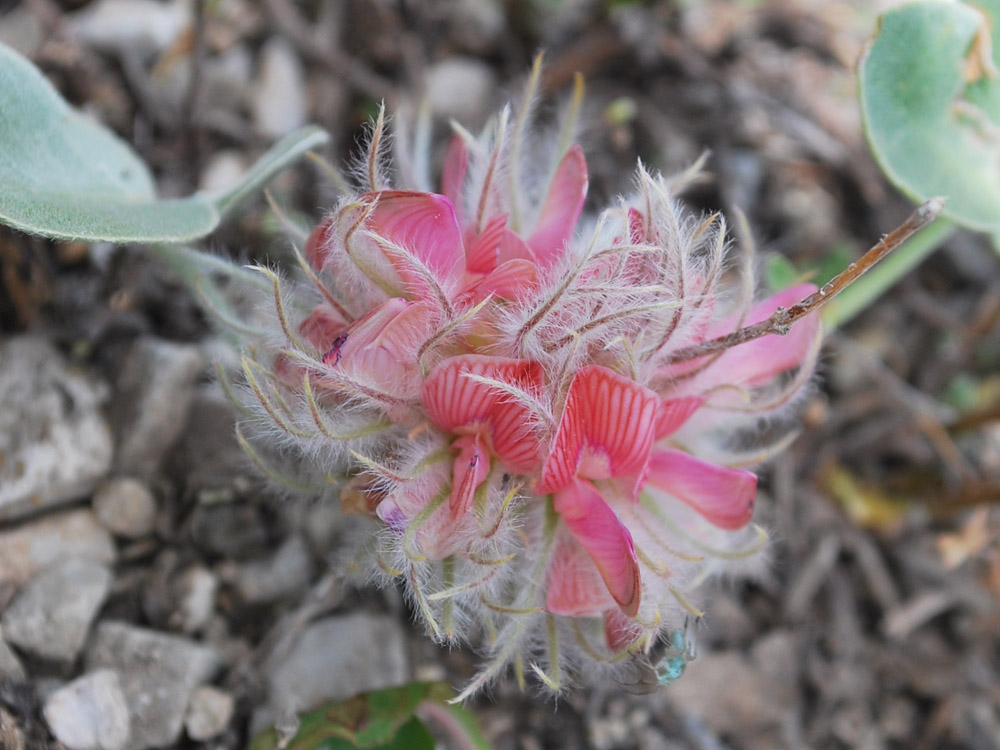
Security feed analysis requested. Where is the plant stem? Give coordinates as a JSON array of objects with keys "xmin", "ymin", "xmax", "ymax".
[{"xmin": 822, "ymin": 215, "xmax": 956, "ymax": 330}]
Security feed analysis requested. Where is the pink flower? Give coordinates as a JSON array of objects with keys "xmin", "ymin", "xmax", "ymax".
[{"xmin": 239, "ymin": 72, "xmax": 821, "ymax": 696}]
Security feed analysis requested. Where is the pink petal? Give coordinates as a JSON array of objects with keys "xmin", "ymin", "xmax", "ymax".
[
  {"xmin": 604, "ymin": 607, "xmax": 642, "ymax": 653},
  {"xmin": 421, "ymin": 355, "xmax": 544, "ymax": 473},
  {"xmin": 627, "ymin": 207, "xmax": 646, "ymax": 245},
  {"xmin": 298, "ymin": 304, "xmax": 347, "ymax": 350},
  {"xmin": 305, "ymin": 216, "xmax": 335, "ymax": 271},
  {"xmin": 662, "ymin": 283, "xmax": 821, "ymax": 392},
  {"xmin": 449, "ymin": 434, "xmax": 490, "ymax": 517},
  {"xmin": 645, "ymin": 449, "xmax": 758, "ymax": 530},
  {"xmin": 713, "ymin": 283, "xmax": 821, "ymax": 387},
  {"xmin": 364, "ymin": 190, "xmax": 466, "ymax": 291},
  {"xmin": 323, "ymin": 298, "xmax": 431, "ymax": 395},
  {"xmin": 527, "ymin": 144, "xmax": 588, "ymax": 270},
  {"xmin": 462, "ymin": 259, "xmax": 539, "ymax": 303},
  {"xmin": 540, "ymin": 365, "xmax": 659, "ymax": 492},
  {"xmin": 553, "ymin": 478, "xmax": 641, "ymax": 617},
  {"xmin": 465, "ymin": 213, "xmax": 507, "ymax": 274},
  {"xmin": 546, "ymin": 533, "xmax": 617, "ymax": 616},
  {"xmin": 440, "ymin": 134, "xmax": 469, "ymax": 223},
  {"xmin": 655, "ymin": 396, "xmax": 706, "ymax": 439},
  {"xmin": 496, "ymin": 227, "xmax": 535, "ymax": 264}
]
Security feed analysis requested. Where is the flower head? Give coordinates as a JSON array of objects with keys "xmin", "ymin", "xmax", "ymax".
[{"xmin": 239, "ymin": 65, "xmax": 821, "ymax": 696}]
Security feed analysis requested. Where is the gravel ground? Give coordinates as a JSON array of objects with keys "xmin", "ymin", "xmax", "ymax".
[{"xmin": 2, "ymin": 1, "xmax": 1000, "ymax": 748}]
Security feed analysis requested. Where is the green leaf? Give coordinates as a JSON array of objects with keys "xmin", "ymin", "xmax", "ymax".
[
  {"xmin": 250, "ymin": 682, "xmax": 495, "ymax": 750},
  {"xmin": 0, "ymin": 41, "xmax": 327, "ymax": 243},
  {"xmin": 859, "ymin": 0, "xmax": 1000, "ymax": 233},
  {"xmin": 250, "ymin": 683, "xmax": 440, "ymax": 750}
]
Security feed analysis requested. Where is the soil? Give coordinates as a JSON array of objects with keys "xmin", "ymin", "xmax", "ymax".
[{"xmin": 2, "ymin": 1, "xmax": 1000, "ymax": 749}]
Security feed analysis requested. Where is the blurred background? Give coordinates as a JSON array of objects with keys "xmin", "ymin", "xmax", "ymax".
[{"xmin": 1, "ymin": 1, "xmax": 999, "ymax": 748}]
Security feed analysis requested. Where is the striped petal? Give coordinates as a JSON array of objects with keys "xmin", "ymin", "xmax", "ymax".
[
  {"xmin": 422, "ymin": 355, "xmax": 544, "ymax": 473},
  {"xmin": 540, "ymin": 365, "xmax": 659, "ymax": 492},
  {"xmin": 645, "ymin": 449, "xmax": 758, "ymax": 530},
  {"xmin": 553, "ymin": 479, "xmax": 641, "ymax": 617},
  {"xmin": 528, "ymin": 144, "xmax": 588, "ymax": 270}
]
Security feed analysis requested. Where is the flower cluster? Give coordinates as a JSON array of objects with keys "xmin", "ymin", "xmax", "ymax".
[{"xmin": 239, "ymin": 70, "xmax": 821, "ymax": 696}]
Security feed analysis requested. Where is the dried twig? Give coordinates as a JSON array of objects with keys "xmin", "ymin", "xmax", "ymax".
[{"xmin": 664, "ymin": 198, "xmax": 946, "ymax": 365}]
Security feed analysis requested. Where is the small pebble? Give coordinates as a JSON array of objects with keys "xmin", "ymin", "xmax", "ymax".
[
  {"xmin": 199, "ymin": 150, "xmax": 249, "ymax": 194},
  {"xmin": 43, "ymin": 670, "xmax": 131, "ymax": 750},
  {"xmin": 425, "ymin": 57, "xmax": 496, "ymax": 124},
  {"xmin": 0, "ymin": 509, "xmax": 115, "ymax": 589},
  {"xmin": 67, "ymin": 0, "xmax": 189, "ymax": 55},
  {"xmin": 172, "ymin": 566, "xmax": 218, "ymax": 634},
  {"xmin": 252, "ymin": 37, "xmax": 308, "ymax": 138},
  {"xmin": 184, "ymin": 685, "xmax": 234, "ymax": 741},
  {"xmin": 93, "ymin": 478, "xmax": 158, "ymax": 539},
  {"xmin": 233, "ymin": 535, "xmax": 314, "ymax": 604}
]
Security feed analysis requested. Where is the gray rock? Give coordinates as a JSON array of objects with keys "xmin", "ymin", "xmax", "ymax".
[
  {"xmin": 113, "ymin": 338, "xmax": 204, "ymax": 478},
  {"xmin": 0, "ymin": 509, "xmax": 116, "ymax": 589},
  {"xmin": 184, "ymin": 685, "xmax": 234, "ymax": 741},
  {"xmin": 232, "ymin": 535, "xmax": 314, "ymax": 604},
  {"xmin": 262, "ymin": 613, "xmax": 409, "ymax": 726},
  {"xmin": 86, "ymin": 622, "xmax": 220, "ymax": 750},
  {"xmin": 252, "ymin": 38, "xmax": 308, "ymax": 138},
  {"xmin": 93, "ymin": 478, "xmax": 158, "ymax": 539},
  {"xmin": 425, "ymin": 58, "xmax": 496, "ymax": 124},
  {"xmin": 2, "ymin": 558, "xmax": 111, "ymax": 663},
  {"xmin": 0, "ymin": 337, "xmax": 113, "ymax": 521},
  {"xmin": 43, "ymin": 670, "xmax": 131, "ymax": 750},
  {"xmin": 0, "ymin": 626, "xmax": 25, "ymax": 680}
]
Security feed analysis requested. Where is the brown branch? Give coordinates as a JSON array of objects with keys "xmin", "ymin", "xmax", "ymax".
[{"xmin": 662, "ymin": 198, "xmax": 946, "ymax": 366}]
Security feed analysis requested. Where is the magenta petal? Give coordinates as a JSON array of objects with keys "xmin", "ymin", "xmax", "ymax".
[
  {"xmin": 553, "ymin": 479, "xmax": 641, "ymax": 617},
  {"xmin": 527, "ymin": 144, "xmax": 588, "ymax": 270},
  {"xmin": 546, "ymin": 533, "xmax": 617, "ymax": 616},
  {"xmin": 645, "ymin": 449, "xmax": 758, "ymax": 530},
  {"xmin": 540, "ymin": 365, "xmax": 659, "ymax": 492},
  {"xmin": 449, "ymin": 434, "xmax": 490, "ymax": 517},
  {"xmin": 421, "ymin": 355, "xmax": 544, "ymax": 473},
  {"xmin": 364, "ymin": 190, "xmax": 466, "ymax": 290}
]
